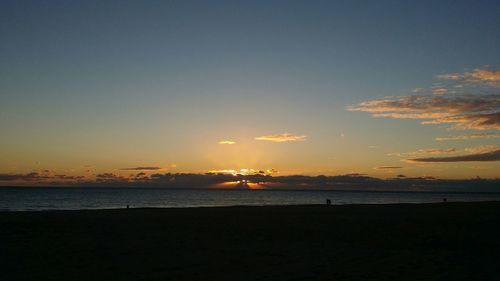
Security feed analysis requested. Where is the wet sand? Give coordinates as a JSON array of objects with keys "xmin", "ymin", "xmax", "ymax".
[{"xmin": 1, "ymin": 202, "xmax": 500, "ymax": 281}]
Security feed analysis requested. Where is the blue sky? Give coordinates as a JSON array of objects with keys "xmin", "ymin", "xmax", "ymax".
[{"xmin": 0, "ymin": 0, "xmax": 499, "ymax": 183}]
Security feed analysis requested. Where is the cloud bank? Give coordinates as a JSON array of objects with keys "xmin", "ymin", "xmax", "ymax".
[
  {"xmin": 0, "ymin": 172, "xmax": 85, "ymax": 184},
  {"xmin": 255, "ymin": 133, "xmax": 307, "ymax": 142},
  {"xmin": 1, "ymin": 172, "xmax": 498, "ymax": 192}
]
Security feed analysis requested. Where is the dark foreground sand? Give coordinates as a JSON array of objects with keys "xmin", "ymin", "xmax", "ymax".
[{"xmin": 1, "ymin": 202, "xmax": 500, "ymax": 281}]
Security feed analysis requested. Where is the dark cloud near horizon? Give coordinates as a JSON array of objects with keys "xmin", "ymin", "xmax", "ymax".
[
  {"xmin": 120, "ymin": 167, "xmax": 162, "ymax": 171},
  {"xmin": 1, "ymin": 172, "xmax": 499, "ymax": 192},
  {"xmin": 0, "ymin": 172, "xmax": 47, "ymax": 181},
  {"xmin": 86, "ymin": 172, "xmax": 500, "ymax": 192},
  {"xmin": 0, "ymin": 172, "xmax": 84, "ymax": 182},
  {"xmin": 409, "ymin": 149, "xmax": 500, "ymax": 162},
  {"xmin": 96, "ymin": 173, "xmax": 116, "ymax": 178}
]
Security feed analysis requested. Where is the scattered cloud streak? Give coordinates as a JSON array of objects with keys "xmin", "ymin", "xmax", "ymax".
[
  {"xmin": 349, "ymin": 94, "xmax": 500, "ymax": 130},
  {"xmin": 394, "ymin": 145, "xmax": 499, "ymax": 163},
  {"xmin": 0, "ymin": 172, "xmax": 48, "ymax": 181},
  {"xmin": 374, "ymin": 166, "xmax": 403, "ymax": 170},
  {"xmin": 218, "ymin": 140, "xmax": 236, "ymax": 145},
  {"xmin": 350, "ymin": 68, "xmax": 500, "ymax": 130},
  {"xmin": 435, "ymin": 133, "xmax": 500, "ymax": 141},
  {"xmin": 432, "ymin": 87, "xmax": 448, "ymax": 95},
  {"xmin": 0, "ymin": 172, "xmax": 85, "ymax": 183},
  {"xmin": 255, "ymin": 133, "xmax": 307, "ymax": 142},
  {"xmin": 415, "ymin": 148, "xmax": 458, "ymax": 155},
  {"xmin": 409, "ymin": 149, "xmax": 500, "ymax": 162},
  {"xmin": 463, "ymin": 145, "xmax": 499, "ymax": 154},
  {"xmin": 120, "ymin": 166, "xmax": 163, "ymax": 171},
  {"xmin": 437, "ymin": 68, "xmax": 500, "ymax": 88},
  {"xmin": 390, "ymin": 148, "xmax": 458, "ymax": 158}
]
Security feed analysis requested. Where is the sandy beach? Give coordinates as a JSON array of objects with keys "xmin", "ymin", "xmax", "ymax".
[{"xmin": 1, "ymin": 202, "xmax": 500, "ymax": 281}]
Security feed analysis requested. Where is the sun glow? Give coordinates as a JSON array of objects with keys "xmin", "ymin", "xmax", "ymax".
[
  {"xmin": 212, "ymin": 180, "xmax": 266, "ymax": 189},
  {"xmin": 208, "ymin": 168, "xmax": 264, "ymax": 176},
  {"xmin": 218, "ymin": 140, "xmax": 236, "ymax": 145}
]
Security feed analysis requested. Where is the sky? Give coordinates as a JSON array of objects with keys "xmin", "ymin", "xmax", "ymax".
[{"xmin": 0, "ymin": 0, "xmax": 499, "ymax": 185}]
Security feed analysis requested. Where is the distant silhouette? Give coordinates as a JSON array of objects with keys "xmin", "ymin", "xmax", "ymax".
[
  {"xmin": 126, "ymin": 204, "xmax": 130, "ymax": 209},
  {"xmin": 443, "ymin": 198, "xmax": 447, "ymax": 203},
  {"xmin": 326, "ymin": 199, "xmax": 331, "ymax": 205}
]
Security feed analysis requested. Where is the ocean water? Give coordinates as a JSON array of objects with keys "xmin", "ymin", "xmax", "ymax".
[{"xmin": 1, "ymin": 187, "xmax": 500, "ymax": 211}]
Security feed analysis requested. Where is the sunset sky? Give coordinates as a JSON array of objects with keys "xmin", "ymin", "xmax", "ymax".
[{"xmin": 1, "ymin": 0, "xmax": 499, "ymax": 185}]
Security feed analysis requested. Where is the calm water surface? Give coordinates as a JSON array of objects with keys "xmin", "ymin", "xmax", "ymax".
[{"xmin": 1, "ymin": 187, "xmax": 500, "ymax": 211}]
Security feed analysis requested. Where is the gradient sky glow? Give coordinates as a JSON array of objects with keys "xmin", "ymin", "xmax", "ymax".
[{"xmin": 1, "ymin": 0, "xmax": 499, "ymax": 184}]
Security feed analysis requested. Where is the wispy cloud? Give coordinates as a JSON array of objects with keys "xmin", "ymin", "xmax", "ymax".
[
  {"xmin": 374, "ymin": 166, "xmax": 403, "ymax": 170},
  {"xmin": 349, "ymin": 67, "xmax": 500, "ymax": 131},
  {"xmin": 415, "ymin": 148, "xmax": 458, "ymax": 155},
  {"xmin": 412, "ymin": 88, "xmax": 426, "ymax": 93},
  {"xmin": 390, "ymin": 148, "xmax": 458, "ymax": 158},
  {"xmin": 0, "ymin": 172, "xmax": 48, "ymax": 181},
  {"xmin": 120, "ymin": 166, "xmax": 163, "ymax": 171},
  {"xmin": 437, "ymin": 68, "xmax": 500, "ymax": 88},
  {"xmin": 218, "ymin": 140, "xmax": 236, "ymax": 145},
  {"xmin": 435, "ymin": 133, "xmax": 500, "ymax": 141},
  {"xmin": 348, "ymin": 94, "xmax": 500, "ymax": 130},
  {"xmin": 408, "ymin": 149, "xmax": 500, "ymax": 162},
  {"xmin": 432, "ymin": 87, "xmax": 448, "ymax": 95},
  {"xmin": 255, "ymin": 133, "xmax": 307, "ymax": 142},
  {"xmin": 463, "ymin": 145, "xmax": 499, "ymax": 154},
  {"xmin": 421, "ymin": 112, "xmax": 500, "ymax": 130},
  {"xmin": 0, "ymin": 172, "xmax": 85, "ymax": 182}
]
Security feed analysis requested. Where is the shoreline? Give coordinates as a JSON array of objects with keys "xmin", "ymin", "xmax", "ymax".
[{"xmin": 2, "ymin": 200, "xmax": 500, "ymax": 213}]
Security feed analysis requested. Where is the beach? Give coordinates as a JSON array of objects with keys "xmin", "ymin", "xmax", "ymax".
[{"xmin": 1, "ymin": 202, "xmax": 500, "ymax": 281}]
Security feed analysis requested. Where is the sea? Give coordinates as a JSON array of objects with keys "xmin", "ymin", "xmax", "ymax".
[{"xmin": 1, "ymin": 186, "xmax": 500, "ymax": 211}]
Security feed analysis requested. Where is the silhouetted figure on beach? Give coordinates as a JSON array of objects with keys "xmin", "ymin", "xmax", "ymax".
[
  {"xmin": 326, "ymin": 199, "xmax": 331, "ymax": 205},
  {"xmin": 126, "ymin": 205, "xmax": 130, "ymax": 209},
  {"xmin": 443, "ymin": 198, "xmax": 447, "ymax": 203}
]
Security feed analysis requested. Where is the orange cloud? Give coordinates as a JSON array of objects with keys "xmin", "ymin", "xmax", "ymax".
[
  {"xmin": 255, "ymin": 133, "xmax": 307, "ymax": 142},
  {"xmin": 437, "ymin": 68, "xmax": 500, "ymax": 87},
  {"xmin": 432, "ymin": 87, "xmax": 448, "ymax": 95},
  {"xmin": 390, "ymin": 148, "xmax": 458, "ymax": 158},
  {"xmin": 463, "ymin": 145, "xmax": 499, "ymax": 154},
  {"xmin": 349, "ymin": 94, "xmax": 500, "ymax": 130},
  {"xmin": 218, "ymin": 140, "xmax": 236, "ymax": 145},
  {"xmin": 422, "ymin": 112, "xmax": 500, "ymax": 130}
]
